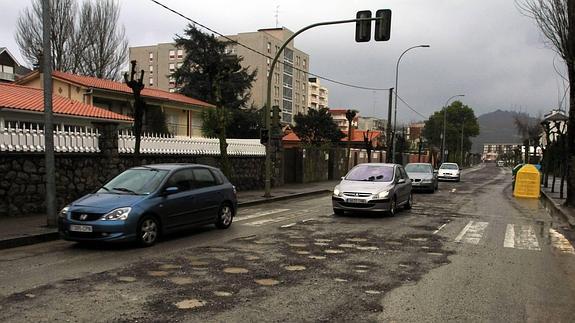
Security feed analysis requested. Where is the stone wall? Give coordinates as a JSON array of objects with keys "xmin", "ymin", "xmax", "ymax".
[{"xmin": 0, "ymin": 153, "xmax": 264, "ymax": 217}]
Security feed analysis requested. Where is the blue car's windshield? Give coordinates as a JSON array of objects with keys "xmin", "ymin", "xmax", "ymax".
[
  {"xmin": 405, "ymin": 164, "xmax": 432, "ymax": 173},
  {"xmin": 99, "ymin": 168, "xmax": 169, "ymax": 195},
  {"xmin": 345, "ymin": 165, "xmax": 394, "ymax": 182}
]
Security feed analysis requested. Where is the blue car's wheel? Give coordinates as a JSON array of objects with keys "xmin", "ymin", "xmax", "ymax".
[
  {"xmin": 138, "ymin": 215, "xmax": 159, "ymax": 247},
  {"xmin": 215, "ymin": 203, "xmax": 234, "ymax": 229}
]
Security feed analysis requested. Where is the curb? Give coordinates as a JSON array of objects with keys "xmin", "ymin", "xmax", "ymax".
[
  {"xmin": 238, "ymin": 189, "xmax": 331, "ymax": 207},
  {"xmin": 540, "ymin": 189, "xmax": 575, "ymax": 229},
  {"xmin": 0, "ymin": 189, "xmax": 332, "ymax": 250}
]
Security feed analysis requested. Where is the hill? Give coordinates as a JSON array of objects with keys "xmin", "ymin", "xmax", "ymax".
[{"xmin": 470, "ymin": 110, "xmax": 534, "ymax": 153}]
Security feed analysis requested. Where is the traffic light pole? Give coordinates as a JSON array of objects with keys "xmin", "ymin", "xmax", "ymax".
[{"xmin": 264, "ymin": 17, "xmax": 382, "ymax": 198}]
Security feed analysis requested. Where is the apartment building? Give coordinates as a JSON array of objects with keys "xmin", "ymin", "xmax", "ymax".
[
  {"xmin": 329, "ymin": 109, "xmax": 358, "ymax": 133},
  {"xmin": 129, "ymin": 27, "xmax": 310, "ymax": 124},
  {"xmin": 307, "ymin": 77, "xmax": 328, "ymax": 111},
  {"xmin": 358, "ymin": 116, "xmax": 386, "ymax": 131},
  {"xmin": 482, "ymin": 143, "xmax": 521, "ymax": 162}
]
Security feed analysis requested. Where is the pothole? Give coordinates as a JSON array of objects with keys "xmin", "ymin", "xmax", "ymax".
[
  {"xmin": 284, "ymin": 265, "xmax": 306, "ymax": 271},
  {"xmin": 365, "ymin": 290, "xmax": 381, "ymax": 295},
  {"xmin": 159, "ymin": 264, "xmax": 181, "ymax": 270},
  {"xmin": 244, "ymin": 255, "xmax": 260, "ymax": 261},
  {"xmin": 334, "ymin": 278, "xmax": 348, "ymax": 282},
  {"xmin": 427, "ymin": 252, "xmax": 444, "ymax": 256},
  {"xmin": 355, "ymin": 265, "xmax": 369, "ymax": 269},
  {"xmin": 356, "ymin": 246, "xmax": 379, "ymax": 251},
  {"xmin": 338, "ymin": 244, "xmax": 356, "ymax": 248},
  {"xmin": 315, "ymin": 239, "xmax": 332, "ymax": 242},
  {"xmin": 117, "ymin": 276, "xmax": 137, "ymax": 282},
  {"xmin": 223, "ymin": 267, "xmax": 249, "ymax": 274},
  {"xmin": 208, "ymin": 247, "xmax": 228, "ymax": 252},
  {"xmin": 314, "ymin": 242, "xmax": 329, "ymax": 246},
  {"xmin": 189, "ymin": 261, "xmax": 209, "ymax": 266},
  {"xmin": 324, "ymin": 249, "xmax": 344, "ymax": 254},
  {"xmin": 308, "ymin": 255, "xmax": 327, "ymax": 260},
  {"xmin": 410, "ymin": 238, "xmax": 428, "ymax": 242},
  {"xmin": 191, "ymin": 267, "xmax": 209, "ymax": 271},
  {"xmin": 355, "ymin": 269, "xmax": 369, "ymax": 273},
  {"xmin": 347, "ymin": 238, "xmax": 368, "ymax": 242},
  {"xmin": 288, "ymin": 243, "xmax": 307, "ymax": 248},
  {"xmin": 147, "ymin": 271, "xmax": 169, "ymax": 277},
  {"xmin": 175, "ymin": 299, "xmax": 206, "ymax": 310},
  {"xmin": 169, "ymin": 277, "xmax": 193, "ymax": 285},
  {"xmin": 214, "ymin": 291, "xmax": 233, "ymax": 297},
  {"xmin": 295, "ymin": 250, "xmax": 310, "ymax": 255},
  {"xmin": 255, "ymin": 279, "xmax": 280, "ymax": 286}
]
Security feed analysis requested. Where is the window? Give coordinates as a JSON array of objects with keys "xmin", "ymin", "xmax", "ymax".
[
  {"xmin": 267, "ymin": 58, "xmax": 271, "ymax": 66},
  {"xmin": 274, "ymin": 86, "xmax": 279, "ymax": 97},
  {"xmin": 169, "ymin": 49, "xmax": 175, "ymax": 60},
  {"xmin": 302, "ymin": 95, "xmax": 306, "ymax": 104},
  {"xmin": 177, "ymin": 62, "xmax": 183, "ymax": 68},
  {"xmin": 177, "ymin": 49, "xmax": 183, "ymax": 58},
  {"xmin": 149, "ymin": 65, "xmax": 153, "ymax": 73},
  {"xmin": 166, "ymin": 169, "xmax": 194, "ymax": 191},
  {"xmin": 149, "ymin": 78, "xmax": 154, "ymax": 86},
  {"xmin": 303, "ymin": 59, "xmax": 307, "ymax": 68},
  {"xmin": 169, "ymin": 63, "xmax": 175, "ymax": 73},
  {"xmin": 267, "ymin": 42, "xmax": 271, "ymax": 53},
  {"xmin": 149, "ymin": 52, "xmax": 153, "ymax": 62},
  {"xmin": 191, "ymin": 168, "xmax": 217, "ymax": 188}
]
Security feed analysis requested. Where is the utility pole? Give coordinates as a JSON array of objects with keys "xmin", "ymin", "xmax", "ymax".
[
  {"xmin": 386, "ymin": 88, "xmax": 393, "ymax": 163},
  {"xmin": 460, "ymin": 117, "xmax": 465, "ymax": 166},
  {"xmin": 42, "ymin": 0, "xmax": 57, "ymax": 227}
]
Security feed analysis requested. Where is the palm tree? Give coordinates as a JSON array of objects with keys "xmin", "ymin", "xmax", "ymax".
[{"xmin": 345, "ymin": 109, "xmax": 358, "ymax": 171}]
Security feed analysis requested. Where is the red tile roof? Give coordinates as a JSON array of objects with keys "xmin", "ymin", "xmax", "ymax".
[
  {"xmin": 19, "ymin": 71, "xmax": 214, "ymax": 108},
  {"xmin": 283, "ymin": 129, "xmax": 381, "ymax": 143},
  {"xmin": 0, "ymin": 83, "xmax": 133, "ymax": 122}
]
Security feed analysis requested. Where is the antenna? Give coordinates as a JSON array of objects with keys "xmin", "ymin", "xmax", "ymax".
[{"xmin": 275, "ymin": 5, "xmax": 280, "ymax": 28}]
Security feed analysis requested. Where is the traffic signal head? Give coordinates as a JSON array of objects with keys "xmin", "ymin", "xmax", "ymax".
[
  {"xmin": 260, "ymin": 128, "xmax": 269, "ymax": 145},
  {"xmin": 355, "ymin": 10, "xmax": 372, "ymax": 42},
  {"xmin": 375, "ymin": 9, "xmax": 392, "ymax": 41}
]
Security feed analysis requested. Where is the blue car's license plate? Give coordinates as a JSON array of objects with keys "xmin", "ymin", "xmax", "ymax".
[{"xmin": 70, "ymin": 224, "xmax": 93, "ymax": 232}]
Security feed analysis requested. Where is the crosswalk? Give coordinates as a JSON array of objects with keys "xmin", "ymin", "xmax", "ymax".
[{"xmin": 450, "ymin": 220, "xmax": 574, "ymax": 255}]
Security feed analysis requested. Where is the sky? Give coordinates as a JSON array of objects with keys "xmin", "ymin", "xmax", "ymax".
[{"xmin": 0, "ymin": 0, "xmax": 568, "ymax": 124}]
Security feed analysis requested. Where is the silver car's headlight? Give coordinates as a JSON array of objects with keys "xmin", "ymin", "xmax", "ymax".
[
  {"xmin": 333, "ymin": 187, "xmax": 342, "ymax": 197},
  {"xmin": 377, "ymin": 191, "xmax": 389, "ymax": 199},
  {"xmin": 101, "ymin": 207, "xmax": 132, "ymax": 221},
  {"xmin": 59, "ymin": 206, "xmax": 69, "ymax": 218}
]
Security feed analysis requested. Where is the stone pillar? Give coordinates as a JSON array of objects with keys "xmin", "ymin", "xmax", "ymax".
[{"xmin": 93, "ymin": 122, "xmax": 119, "ymax": 158}]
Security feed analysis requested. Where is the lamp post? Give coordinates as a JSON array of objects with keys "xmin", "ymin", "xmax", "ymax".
[
  {"xmin": 392, "ymin": 44, "xmax": 430, "ymax": 163},
  {"xmin": 441, "ymin": 94, "xmax": 465, "ymax": 164}
]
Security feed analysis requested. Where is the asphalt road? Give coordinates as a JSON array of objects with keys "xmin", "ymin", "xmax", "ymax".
[{"xmin": 0, "ymin": 164, "xmax": 574, "ymax": 322}]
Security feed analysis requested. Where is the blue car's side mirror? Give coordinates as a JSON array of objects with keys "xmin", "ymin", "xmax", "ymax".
[{"xmin": 164, "ymin": 186, "xmax": 179, "ymax": 195}]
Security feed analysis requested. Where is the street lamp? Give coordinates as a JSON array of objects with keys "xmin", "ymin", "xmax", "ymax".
[
  {"xmin": 441, "ymin": 94, "xmax": 465, "ymax": 164},
  {"xmin": 392, "ymin": 44, "xmax": 430, "ymax": 163}
]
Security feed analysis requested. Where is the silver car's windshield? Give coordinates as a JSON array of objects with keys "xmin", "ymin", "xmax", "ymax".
[
  {"xmin": 405, "ymin": 164, "xmax": 432, "ymax": 173},
  {"xmin": 345, "ymin": 165, "xmax": 394, "ymax": 182},
  {"xmin": 99, "ymin": 168, "xmax": 169, "ymax": 195}
]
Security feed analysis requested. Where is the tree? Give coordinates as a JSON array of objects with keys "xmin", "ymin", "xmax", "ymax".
[
  {"xmin": 363, "ymin": 130, "xmax": 374, "ymax": 163},
  {"xmin": 15, "ymin": 0, "xmax": 127, "ymax": 80},
  {"xmin": 513, "ymin": 114, "xmax": 543, "ymax": 163},
  {"xmin": 173, "ymin": 25, "xmax": 257, "ymax": 177},
  {"xmin": 422, "ymin": 101, "xmax": 480, "ymax": 163},
  {"xmin": 345, "ymin": 109, "xmax": 358, "ymax": 171},
  {"xmin": 124, "ymin": 61, "xmax": 145, "ymax": 155},
  {"xmin": 293, "ymin": 108, "xmax": 345, "ymax": 146},
  {"xmin": 202, "ymin": 107, "xmax": 263, "ymax": 139},
  {"xmin": 516, "ymin": 0, "xmax": 575, "ymax": 205}
]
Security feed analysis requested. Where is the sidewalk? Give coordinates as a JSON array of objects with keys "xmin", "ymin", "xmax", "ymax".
[
  {"xmin": 540, "ymin": 177, "xmax": 575, "ymax": 228},
  {"xmin": 0, "ymin": 180, "xmax": 338, "ymax": 250}
]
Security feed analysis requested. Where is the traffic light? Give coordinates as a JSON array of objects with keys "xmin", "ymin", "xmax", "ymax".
[
  {"xmin": 355, "ymin": 10, "xmax": 372, "ymax": 42},
  {"xmin": 260, "ymin": 128, "xmax": 269, "ymax": 145},
  {"xmin": 374, "ymin": 9, "xmax": 392, "ymax": 41}
]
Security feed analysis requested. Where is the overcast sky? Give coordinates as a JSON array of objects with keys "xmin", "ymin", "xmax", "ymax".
[{"xmin": 0, "ymin": 0, "xmax": 567, "ymax": 123}]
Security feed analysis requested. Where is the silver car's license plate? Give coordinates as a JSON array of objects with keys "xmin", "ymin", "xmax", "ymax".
[
  {"xmin": 347, "ymin": 198, "xmax": 367, "ymax": 204},
  {"xmin": 70, "ymin": 224, "xmax": 93, "ymax": 233}
]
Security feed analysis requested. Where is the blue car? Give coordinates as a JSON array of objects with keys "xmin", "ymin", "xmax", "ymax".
[{"xmin": 58, "ymin": 164, "xmax": 237, "ymax": 247}]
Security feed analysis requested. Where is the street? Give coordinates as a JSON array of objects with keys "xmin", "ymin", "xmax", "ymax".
[{"xmin": 1, "ymin": 164, "xmax": 575, "ymax": 322}]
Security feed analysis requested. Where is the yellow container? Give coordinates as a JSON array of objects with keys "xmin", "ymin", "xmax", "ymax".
[{"xmin": 513, "ymin": 164, "xmax": 541, "ymax": 198}]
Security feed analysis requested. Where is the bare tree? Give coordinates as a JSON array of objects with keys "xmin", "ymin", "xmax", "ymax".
[
  {"xmin": 514, "ymin": 114, "xmax": 543, "ymax": 163},
  {"xmin": 15, "ymin": 0, "xmax": 127, "ymax": 80},
  {"xmin": 516, "ymin": 0, "xmax": 575, "ymax": 205},
  {"xmin": 345, "ymin": 109, "xmax": 358, "ymax": 171}
]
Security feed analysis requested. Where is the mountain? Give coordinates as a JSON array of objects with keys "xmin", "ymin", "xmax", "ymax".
[{"xmin": 470, "ymin": 110, "xmax": 533, "ymax": 153}]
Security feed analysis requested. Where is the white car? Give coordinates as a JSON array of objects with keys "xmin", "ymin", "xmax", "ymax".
[{"xmin": 437, "ymin": 163, "xmax": 461, "ymax": 182}]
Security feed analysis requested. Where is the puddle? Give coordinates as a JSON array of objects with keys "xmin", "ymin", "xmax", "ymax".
[
  {"xmin": 365, "ymin": 290, "xmax": 381, "ymax": 295},
  {"xmin": 169, "ymin": 277, "xmax": 193, "ymax": 285},
  {"xmin": 295, "ymin": 250, "xmax": 311, "ymax": 255},
  {"xmin": 338, "ymin": 244, "xmax": 356, "ymax": 248},
  {"xmin": 288, "ymin": 243, "xmax": 307, "ymax": 248},
  {"xmin": 347, "ymin": 238, "xmax": 368, "ymax": 242},
  {"xmin": 223, "ymin": 267, "xmax": 249, "ymax": 274},
  {"xmin": 355, "ymin": 269, "xmax": 368, "ymax": 273},
  {"xmin": 117, "ymin": 276, "xmax": 137, "ymax": 282},
  {"xmin": 427, "ymin": 252, "xmax": 444, "ymax": 256},
  {"xmin": 24, "ymin": 294, "xmax": 36, "ymax": 298},
  {"xmin": 315, "ymin": 239, "xmax": 332, "ymax": 242},
  {"xmin": 356, "ymin": 246, "xmax": 379, "ymax": 251},
  {"xmin": 308, "ymin": 255, "xmax": 327, "ymax": 260},
  {"xmin": 355, "ymin": 265, "xmax": 369, "ymax": 269},
  {"xmin": 334, "ymin": 278, "xmax": 348, "ymax": 282},
  {"xmin": 255, "ymin": 279, "xmax": 280, "ymax": 286},
  {"xmin": 159, "ymin": 264, "xmax": 181, "ymax": 270},
  {"xmin": 410, "ymin": 238, "xmax": 428, "ymax": 242},
  {"xmin": 324, "ymin": 249, "xmax": 344, "ymax": 254},
  {"xmin": 175, "ymin": 299, "xmax": 206, "ymax": 310},
  {"xmin": 214, "ymin": 291, "xmax": 233, "ymax": 297},
  {"xmin": 147, "ymin": 271, "xmax": 169, "ymax": 277},
  {"xmin": 189, "ymin": 261, "xmax": 209, "ymax": 266},
  {"xmin": 284, "ymin": 265, "xmax": 306, "ymax": 271},
  {"xmin": 314, "ymin": 242, "xmax": 329, "ymax": 246},
  {"xmin": 244, "ymin": 255, "xmax": 260, "ymax": 261}
]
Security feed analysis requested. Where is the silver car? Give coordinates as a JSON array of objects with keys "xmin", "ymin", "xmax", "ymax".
[
  {"xmin": 405, "ymin": 163, "xmax": 438, "ymax": 193},
  {"xmin": 332, "ymin": 163, "xmax": 413, "ymax": 216}
]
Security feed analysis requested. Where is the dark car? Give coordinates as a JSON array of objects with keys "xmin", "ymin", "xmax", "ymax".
[
  {"xmin": 58, "ymin": 164, "xmax": 237, "ymax": 247},
  {"xmin": 332, "ymin": 163, "xmax": 413, "ymax": 216},
  {"xmin": 405, "ymin": 163, "xmax": 438, "ymax": 193}
]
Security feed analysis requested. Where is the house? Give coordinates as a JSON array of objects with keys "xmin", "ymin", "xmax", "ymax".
[
  {"xmin": 329, "ymin": 109, "xmax": 359, "ymax": 133},
  {"xmin": 0, "ymin": 47, "xmax": 31, "ymax": 83},
  {"xmin": 540, "ymin": 109, "xmax": 568, "ymax": 148},
  {"xmin": 282, "ymin": 129, "xmax": 382, "ymax": 149},
  {"xmin": 17, "ymin": 70, "xmax": 214, "ymax": 137},
  {"xmin": 0, "ymin": 82, "xmax": 132, "ymax": 131}
]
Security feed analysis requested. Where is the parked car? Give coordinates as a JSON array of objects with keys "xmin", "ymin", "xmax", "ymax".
[
  {"xmin": 405, "ymin": 163, "xmax": 438, "ymax": 193},
  {"xmin": 58, "ymin": 164, "xmax": 237, "ymax": 247},
  {"xmin": 332, "ymin": 163, "xmax": 412, "ymax": 216},
  {"xmin": 438, "ymin": 162, "xmax": 461, "ymax": 181}
]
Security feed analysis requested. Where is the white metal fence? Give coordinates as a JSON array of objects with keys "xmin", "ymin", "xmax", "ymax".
[
  {"xmin": 117, "ymin": 130, "xmax": 265, "ymax": 156},
  {"xmin": 0, "ymin": 122, "xmax": 100, "ymax": 153}
]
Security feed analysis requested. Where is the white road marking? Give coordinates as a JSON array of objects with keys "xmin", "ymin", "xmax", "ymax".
[
  {"xmin": 433, "ymin": 224, "xmax": 447, "ymax": 235},
  {"xmin": 454, "ymin": 221, "xmax": 488, "ymax": 244},
  {"xmin": 549, "ymin": 229, "xmax": 575, "ymax": 255},
  {"xmin": 515, "ymin": 225, "xmax": 540, "ymax": 251},
  {"xmin": 504, "ymin": 224, "xmax": 515, "ymax": 248},
  {"xmin": 235, "ymin": 209, "xmax": 290, "ymax": 222}
]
